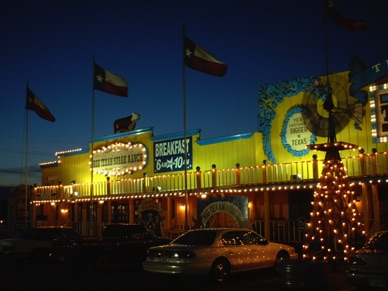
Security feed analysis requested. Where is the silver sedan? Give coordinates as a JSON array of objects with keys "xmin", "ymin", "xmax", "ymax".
[{"xmin": 143, "ymin": 228, "xmax": 299, "ymax": 282}]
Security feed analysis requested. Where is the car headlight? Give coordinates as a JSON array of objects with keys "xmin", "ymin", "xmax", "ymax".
[{"xmin": 348, "ymin": 256, "xmax": 366, "ymax": 265}]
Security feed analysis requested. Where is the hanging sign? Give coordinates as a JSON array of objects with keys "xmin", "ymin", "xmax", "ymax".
[{"xmin": 91, "ymin": 142, "xmax": 147, "ymax": 176}]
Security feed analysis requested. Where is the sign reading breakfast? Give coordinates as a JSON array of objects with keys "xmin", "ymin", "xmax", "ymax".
[{"xmin": 154, "ymin": 137, "xmax": 192, "ymax": 173}]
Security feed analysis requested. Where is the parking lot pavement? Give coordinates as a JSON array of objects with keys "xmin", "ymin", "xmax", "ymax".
[
  {"xmin": 277, "ymin": 261, "xmax": 358, "ymax": 291},
  {"xmin": 0, "ymin": 257, "xmax": 359, "ymax": 291},
  {"xmin": 323, "ymin": 270, "xmax": 357, "ymax": 291}
]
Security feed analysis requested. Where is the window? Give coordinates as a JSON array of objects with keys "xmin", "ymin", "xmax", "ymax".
[
  {"xmin": 87, "ymin": 203, "xmax": 97, "ymax": 222},
  {"xmin": 221, "ymin": 231, "xmax": 245, "ymax": 246},
  {"xmin": 366, "ymin": 231, "xmax": 388, "ymax": 251},
  {"xmin": 244, "ymin": 231, "xmax": 259, "ymax": 245},
  {"xmin": 376, "ymin": 92, "xmax": 388, "ymax": 137},
  {"xmin": 111, "ymin": 203, "xmax": 129, "ymax": 223},
  {"xmin": 174, "ymin": 230, "xmax": 216, "ymax": 246},
  {"xmin": 102, "ymin": 203, "xmax": 108, "ymax": 223}
]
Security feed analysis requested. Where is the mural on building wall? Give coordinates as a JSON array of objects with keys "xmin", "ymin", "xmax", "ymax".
[
  {"xmin": 134, "ymin": 198, "xmax": 164, "ymax": 237},
  {"xmin": 196, "ymin": 196, "xmax": 248, "ymax": 228},
  {"xmin": 154, "ymin": 137, "xmax": 192, "ymax": 173},
  {"xmin": 258, "ymin": 77, "xmax": 316, "ymax": 163},
  {"xmin": 258, "ymin": 58, "xmax": 373, "ymax": 163}
]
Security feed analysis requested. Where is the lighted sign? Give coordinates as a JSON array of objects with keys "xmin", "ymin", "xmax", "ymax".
[
  {"xmin": 370, "ymin": 85, "xmax": 388, "ymax": 143},
  {"xmin": 91, "ymin": 142, "xmax": 147, "ymax": 176},
  {"xmin": 376, "ymin": 92, "xmax": 388, "ymax": 137},
  {"xmin": 154, "ymin": 137, "xmax": 192, "ymax": 173}
]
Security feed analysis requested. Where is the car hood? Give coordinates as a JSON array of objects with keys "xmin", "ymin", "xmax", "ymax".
[
  {"xmin": 0, "ymin": 238, "xmax": 19, "ymax": 247},
  {"xmin": 352, "ymin": 248, "xmax": 384, "ymax": 255}
]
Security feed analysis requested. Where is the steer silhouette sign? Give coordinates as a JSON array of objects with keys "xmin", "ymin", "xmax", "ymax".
[{"xmin": 113, "ymin": 113, "xmax": 140, "ymax": 133}]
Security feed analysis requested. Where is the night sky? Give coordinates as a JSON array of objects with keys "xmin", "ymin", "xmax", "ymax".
[{"xmin": 1, "ymin": 0, "xmax": 387, "ymax": 187}]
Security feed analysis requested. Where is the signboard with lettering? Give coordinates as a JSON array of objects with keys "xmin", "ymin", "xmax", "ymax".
[
  {"xmin": 281, "ymin": 106, "xmax": 316, "ymax": 157},
  {"xmin": 154, "ymin": 137, "xmax": 192, "ymax": 173},
  {"xmin": 91, "ymin": 142, "xmax": 147, "ymax": 176},
  {"xmin": 377, "ymin": 92, "xmax": 388, "ymax": 137}
]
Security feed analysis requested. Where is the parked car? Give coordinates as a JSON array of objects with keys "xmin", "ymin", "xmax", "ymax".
[
  {"xmin": 0, "ymin": 220, "xmax": 7, "ymax": 239},
  {"xmin": 51, "ymin": 223, "xmax": 171, "ymax": 270},
  {"xmin": 0, "ymin": 226, "xmax": 81, "ymax": 262},
  {"xmin": 142, "ymin": 228, "xmax": 299, "ymax": 282},
  {"xmin": 346, "ymin": 230, "xmax": 388, "ymax": 289}
]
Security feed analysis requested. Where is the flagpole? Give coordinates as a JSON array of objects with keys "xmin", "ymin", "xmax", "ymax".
[
  {"xmin": 324, "ymin": 0, "xmax": 330, "ymax": 86},
  {"xmin": 182, "ymin": 25, "xmax": 189, "ymax": 230},
  {"xmin": 90, "ymin": 57, "xmax": 95, "ymax": 236},
  {"xmin": 324, "ymin": 0, "xmax": 336, "ymax": 143},
  {"xmin": 25, "ymin": 98, "xmax": 29, "ymax": 228}
]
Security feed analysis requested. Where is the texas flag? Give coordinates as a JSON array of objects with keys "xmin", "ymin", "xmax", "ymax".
[
  {"xmin": 93, "ymin": 63, "xmax": 128, "ymax": 97},
  {"xmin": 184, "ymin": 36, "xmax": 227, "ymax": 77},
  {"xmin": 326, "ymin": 0, "xmax": 367, "ymax": 31},
  {"xmin": 25, "ymin": 86, "xmax": 56, "ymax": 122}
]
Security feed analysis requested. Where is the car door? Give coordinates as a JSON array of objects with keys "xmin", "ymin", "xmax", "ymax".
[
  {"xmin": 365, "ymin": 231, "xmax": 388, "ymax": 276},
  {"xmin": 21, "ymin": 228, "xmax": 41, "ymax": 254},
  {"xmin": 244, "ymin": 231, "xmax": 274, "ymax": 269},
  {"xmin": 220, "ymin": 230, "xmax": 250, "ymax": 271}
]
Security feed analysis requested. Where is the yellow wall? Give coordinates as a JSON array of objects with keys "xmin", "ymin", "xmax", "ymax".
[
  {"xmin": 57, "ymin": 152, "xmax": 91, "ymax": 185},
  {"xmin": 195, "ymin": 133, "xmax": 262, "ymax": 171},
  {"xmin": 40, "ymin": 70, "xmax": 388, "ymax": 187},
  {"xmin": 40, "ymin": 130, "xmax": 265, "ymax": 188},
  {"xmin": 40, "ymin": 165, "xmax": 61, "ymax": 186}
]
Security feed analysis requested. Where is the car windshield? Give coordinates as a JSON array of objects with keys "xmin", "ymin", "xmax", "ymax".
[
  {"xmin": 17, "ymin": 228, "xmax": 35, "ymax": 239},
  {"xmin": 173, "ymin": 230, "xmax": 216, "ymax": 246},
  {"xmin": 103, "ymin": 224, "xmax": 154, "ymax": 239},
  {"xmin": 63, "ymin": 229, "xmax": 81, "ymax": 240},
  {"xmin": 16, "ymin": 228, "xmax": 81, "ymax": 240},
  {"xmin": 363, "ymin": 231, "xmax": 388, "ymax": 251}
]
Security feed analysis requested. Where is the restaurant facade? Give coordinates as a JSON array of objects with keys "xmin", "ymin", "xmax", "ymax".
[{"xmin": 27, "ymin": 70, "xmax": 388, "ymax": 242}]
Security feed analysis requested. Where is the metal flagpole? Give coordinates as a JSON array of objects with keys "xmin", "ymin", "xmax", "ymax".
[
  {"xmin": 90, "ymin": 57, "xmax": 95, "ymax": 236},
  {"xmin": 182, "ymin": 25, "xmax": 189, "ymax": 230},
  {"xmin": 25, "ymin": 97, "xmax": 29, "ymax": 228},
  {"xmin": 324, "ymin": 0, "xmax": 330, "ymax": 86},
  {"xmin": 323, "ymin": 1, "xmax": 336, "ymax": 143}
]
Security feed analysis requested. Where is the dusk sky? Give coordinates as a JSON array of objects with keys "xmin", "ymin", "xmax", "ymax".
[{"xmin": 1, "ymin": 0, "xmax": 388, "ymax": 187}]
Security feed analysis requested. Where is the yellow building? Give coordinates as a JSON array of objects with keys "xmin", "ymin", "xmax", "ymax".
[{"xmin": 32, "ymin": 70, "xmax": 388, "ymax": 243}]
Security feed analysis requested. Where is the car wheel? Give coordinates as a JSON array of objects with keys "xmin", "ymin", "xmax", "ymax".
[
  {"xmin": 210, "ymin": 258, "xmax": 230, "ymax": 283},
  {"xmin": 95, "ymin": 253, "xmax": 112, "ymax": 271},
  {"xmin": 274, "ymin": 251, "xmax": 290, "ymax": 272}
]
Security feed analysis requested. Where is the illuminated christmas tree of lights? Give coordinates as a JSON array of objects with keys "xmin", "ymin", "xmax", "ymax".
[{"xmin": 302, "ymin": 142, "xmax": 366, "ymax": 262}]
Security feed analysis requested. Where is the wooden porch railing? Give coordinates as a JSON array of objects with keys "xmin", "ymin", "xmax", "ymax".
[{"xmin": 33, "ymin": 151, "xmax": 388, "ymax": 200}]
